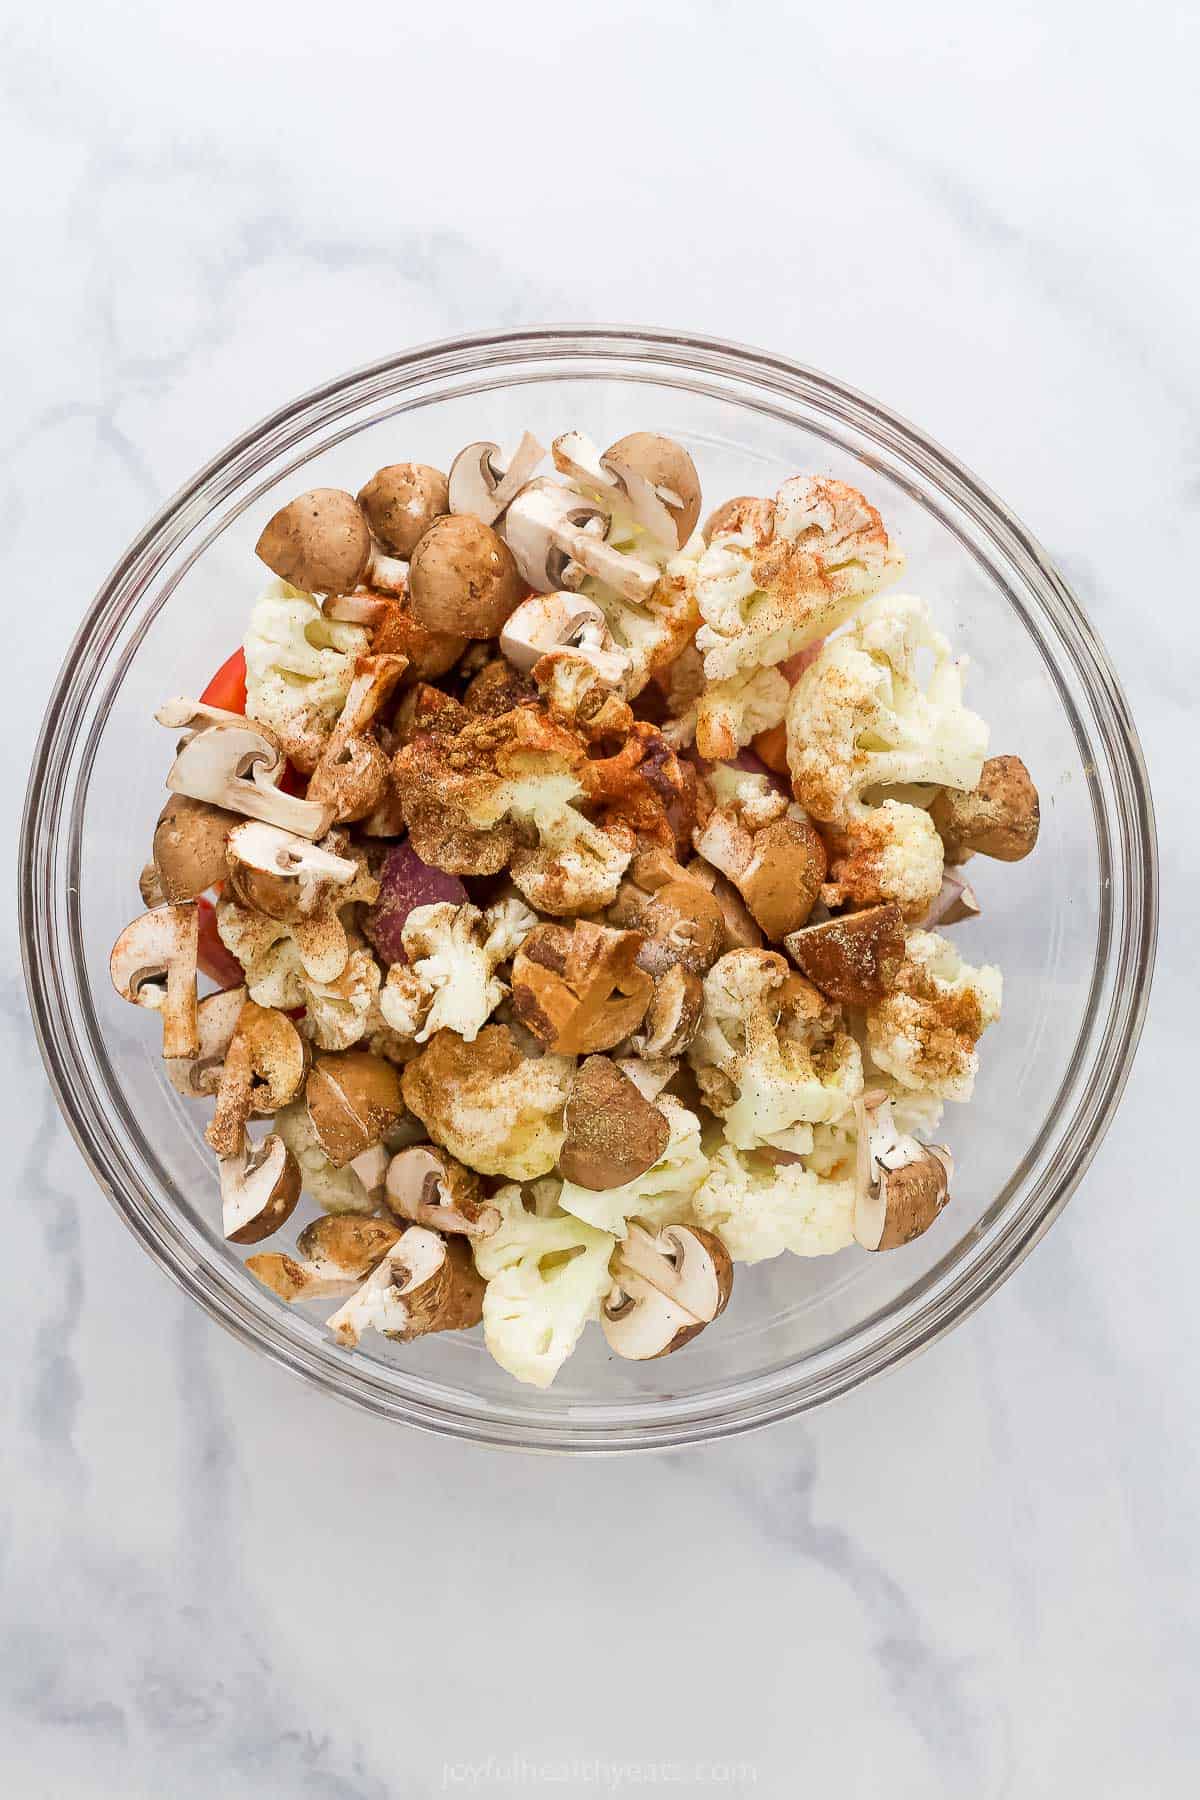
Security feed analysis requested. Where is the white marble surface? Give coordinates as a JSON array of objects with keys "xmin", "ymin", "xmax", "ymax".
[{"xmin": 2, "ymin": 3, "xmax": 1194, "ymax": 1794}]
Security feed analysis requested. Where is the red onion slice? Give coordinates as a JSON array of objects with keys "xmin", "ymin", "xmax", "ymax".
[{"xmin": 363, "ymin": 841, "xmax": 468, "ymax": 965}]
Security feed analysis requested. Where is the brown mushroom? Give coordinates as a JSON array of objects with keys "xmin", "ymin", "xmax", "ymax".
[
  {"xmin": 407, "ymin": 513, "xmax": 525, "ymax": 638},
  {"xmin": 325, "ymin": 1227, "xmax": 484, "ymax": 1346},
  {"xmin": 219, "ymin": 1133, "xmax": 301, "ymax": 1245},
  {"xmin": 510, "ymin": 921, "xmax": 654, "ymax": 1055},
  {"xmin": 686, "ymin": 858, "xmax": 766, "ymax": 950},
  {"xmin": 255, "ymin": 487, "xmax": 405, "ymax": 595},
  {"xmin": 383, "ymin": 1143, "xmax": 500, "ymax": 1238},
  {"xmin": 784, "ymin": 904, "xmax": 906, "ymax": 1007},
  {"xmin": 633, "ymin": 963, "xmax": 704, "ymax": 1057},
  {"xmin": 109, "ymin": 904, "xmax": 199, "ymax": 1059},
  {"xmin": 558, "ymin": 1056, "xmax": 671, "ymax": 1190},
  {"xmin": 694, "ymin": 812, "xmax": 826, "ymax": 942},
  {"xmin": 601, "ymin": 1221, "xmax": 733, "ymax": 1359},
  {"xmin": 552, "ymin": 431, "xmax": 702, "ymax": 550},
  {"xmin": 247, "ymin": 1214, "xmax": 404, "ymax": 1301},
  {"xmin": 306, "ymin": 652, "xmax": 409, "ymax": 823},
  {"xmin": 357, "ymin": 463, "xmax": 449, "ymax": 557},
  {"xmin": 853, "ymin": 1096, "xmax": 953, "ymax": 1251},
  {"xmin": 447, "ymin": 433, "xmax": 546, "ymax": 526},
  {"xmin": 166, "ymin": 985, "xmax": 248, "ymax": 1098},
  {"xmin": 305, "ymin": 1051, "xmax": 406, "ymax": 1167},
  {"xmin": 929, "ymin": 756, "xmax": 1040, "ymax": 863},
  {"xmin": 225, "ymin": 821, "xmax": 359, "ymax": 921},
  {"xmin": 636, "ymin": 880, "xmax": 725, "ymax": 977},
  {"xmin": 502, "ymin": 479, "xmax": 660, "ymax": 603},
  {"xmin": 150, "ymin": 794, "xmax": 239, "ymax": 902},
  {"xmin": 206, "ymin": 1002, "xmax": 308, "ymax": 1158},
  {"xmin": 499, "ymin": 591, "xmax": 632, "ymax": 687},
  {"xmin": 157, "ymin": 701, "xmax": 335, "ymax": 840}
]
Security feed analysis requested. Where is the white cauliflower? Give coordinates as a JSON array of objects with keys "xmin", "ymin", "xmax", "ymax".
[
  {"xmin": 296, "ymin": 946, "xmax": 382, "ymax": 1051},
  {"xmin": 502, "ymin": 778, "xmax": 635, "ymax": 916},
  {"xmin": 243, "ymin": 578, "xmax": 369, "ymax": 771},
  {"xmin": 558, "ymin": 1097, "xmax": 708, "ymax": 1237},
  {"xmin": 867, "ymin": 929, "xmax": 1002, "ymax": 1103},
  {"xmin": 706, "ymin": 764, "xmax": 791, "ymax": 830},
  {"xmin": 473, "ymin": 1185, "xmax": 615, "ymax": 1387},
  {"xmin": 688, "ymin": 950, "xmax": 862, "ymax": 1152},
  {"xmin": 787, "ymin": 594, "xmax": 988, "ymax": 824},
  {"xmin": 692, "ymin": 478, "xmax": 900, "ymax": 686},
  {"xmin": 274, "ymin": 1101, "xmax": 375, "ymax": 1215},
  {"xmin": 824, "ymin": 798, "xmax": 945, "ymax": 921},
  {"xmin": 692, "ymin": 1146, "xmax": 855, "ymax": 1264},
  {"xmin": 380, "ymin": 897, "xmax": 538, "ymax": 1045},
  {"xmin": 401, "ymin": 1024, "xmax": 573, "ymax": 1180},
  {"xmin": 578, "ymin": 530, "xmax": 702, "ymax": 697},
  {"xmin": 695, "ymin": 666, "xmax": 790, "ymax": 762}
]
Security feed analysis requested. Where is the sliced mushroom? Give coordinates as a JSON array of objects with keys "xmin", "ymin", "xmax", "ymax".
[
  {"xmin": 784, "ymin": 904, "xmax": 906, "ymax": 1006},
  {"xmin": 206, "ymin": 1002, "xmax": 308, "ymax": 1158},
  {"xmin": 255, "ymin": 487, "xmax": 406, "ymax": 595},
  {"xmin": 246, "ymin": 1215, "xmax": 404, "ymax": 1301},
  {"xmin": 510, "ymin": 920, "xmax": 654, "ymax": 1055},
  {"xmin": 151, "ymin": 794, "xmax": 239, "ymax": 901},
  {"xmin": 558, "ymin": 1055, "xmax": 671, "ymax": 1190},
  {"xmin": 325, "ymin": 1227, "xmax": 485, "ymax": 1347},
  {"xmin": 225, "ymin": 821, "xmax": 359, "ymax": 921},
  {"xmin": 305, "ymin": 652, "xmax": 408, "ymax": 823},
  {"xmin": 407, "ymin": 513, "xmax": 525, "ymax": 637},
  {"xmin": 686, "ymin": 858, "xmax": 765, "ymax": 951},
  {"xmin": 157, "ymin": 702, "xmax": 334, "ymax": 839},
  {"xmin": 320, "ymin": 591, "xmax": 396, "ymax": 628},
  {"xmin": 109, "ymin": 904, "xmax": 199, "ymax": 1059},
  {"xmin": 383, "ymin": 1144, "xmax": 500, "ymax": 1238},
  {"xmin": 919, "ymin": 871, "xmax": 982, "ymax": 929},
  {"xmin": 694, "ymin": 813, "xmax": 826, "ymax": 942},
  {"xmin": 219, "ymin": 1133, "xmax": 301, "ymax": 1245},
  {"xmin": 357, "ymin": 463, "xmax": 449, "ymax": 557},
  {"xmin": 601, "ymin": 1221, "xmax": 733, "ymax": 1359},
  {"xmin": 166, "ymin": 985, "xmax": 248, "ymax": 1098},
  {"xmin": 929, "ymin": 756, "xmax": 1040, "ymax": 863},
  {"xmin": 499, "ymin": 592, "xmax": 632, "ymax": 687},
  {"xmin": 305, "ymin": 1051, "xmax": 406, "ymax": 1168},
  {"xmin": 502, "ymin": 479, "xmax": 660, "ymax": 603},
  {"xmin": 552, "ymin": 431, "xmax": 702, "ymax": 550},
  {"xmin": 853, "ymin": 1096, "xmax": 953, "ymax": 1251},
  {"xmin": 447, "ymin": 432, "xmax": 546, "ymax": 526},
  {"xmin": 632, "ymin": 963, "xmax": 704, "ymax": 1057}
]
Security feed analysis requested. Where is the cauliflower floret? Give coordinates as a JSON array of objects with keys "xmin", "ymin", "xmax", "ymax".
[
  {"xmin": 274, "ymin": 1101, "xmax": 376, "ymax": 1215},
  {"xmin": 381, "ymin": 897, "xmax": 538, "ymax": 1045},
  {"xmin": 692, "ymin": 479, "xmax": 900, "ymax": 686},
  {"xmin": 786, "ymin": 594, "xmax": 988, "ymax": 824},
  {"xmin": 688, "ymin": 950, "xmax": 862, "ymax": 1152},
  {"xmin": 558, "ymin": 1097, "xmax": 708, "ymax": 1237},
  {"xmin": 823, "ymin": 798, "xmax": 945, "ymax": 921},
  {"xmin": 692, "ymin": 1146, "xmax": 855, "ymax": 1264},
  {"xmin": 502, "ymin": 774, "xmax": 636, "ymax": 915},
  {"xmin": 695, "ymin": 665, "xmax": 790, "ymax": 762},
  {"xmin": 257, "ymin": 942, "xmax": 382, "ymax": 1051},
  {"xmin": 705, "ymin": 765, "xmax": 790, "ymax": 831},
  {"xmin": 216, "ymin": 844, "xmax": 378, "ymax": 1011},
  {"xmin": 244, "ymin": 578, "xmax": 370, "ymax": 772},
  {"xmin": 401, "ymin": 1024, "xmax": 572, "ymax": 1179},
  {"xmin": 867, "ymin": 929, "xmax": 1002, "ymax": 1103},
  {"xmin": 579, "ymin": 533, "xmax": 701, "ymax": 697},
  {"xmin": 473, "ymin": 1185, "xmax": 615, "ymax": 1387}
]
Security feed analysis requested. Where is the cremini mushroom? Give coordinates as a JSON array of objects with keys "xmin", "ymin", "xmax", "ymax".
[
  {"xmin": 225, "ymin": 821, "xmax": 359, "ymax": 921},
  {"xmin": 305, "ymin": 652, "xmax": 408, "ymax": 823},
  {"xmin": 631, "ymin": 963, "xmax": 704, "ymax": 1057},
  {"xmin": 246, "ymin": 1214, "xmax": 403, "ymax": 1301},
  {"xmin": 383, "ymin": 1143, "xmax": 501, "ymax": 1238},
  {"xmin": 693, "ymin": 812, "xmax": 826, "ymax": 942},
  {"xmin": 853, "ymin": 1095, "xmax": 953, "ymax": 1251},
  {"xmin": 601, "ymin": 1221, "xmax": 733, "ymax": 1359},
  {"xmin": 499, "ymin": 591, "xmax": 632, "ymax": 687},
  {"xmin": 685, "ymin": 858, "xmax": 765, "ymax": 951},
  {"xmin": 784, "ymin": 904, "xmax": 906, "ymax": 1007},
  {"xmin": 634, "ymin": 880, "xmax": 725, "ymax": 978},
  {"xmin": 166, "ymin": 985, "xmax": 248, "ymax": 1098},
  {"xmin": 407, "ymin": 513, "xmax": 525, "ymax": 638},
  {"xmin": 552, "ymin": 431, "xmax": 702, "ymax": 550},
  {"xmin": 255, "ymin": 487, "xmax": 406, "ymax": 595},
  {"xmin": 447, "ymin": 432, "xmax": 546, "ymax": 526},
  {"xmin": 206, "ymin": 1001, "xmax": 309, "ymax": 1158},
  {"xmin": 151, "ymin": 794, "xmax": 239, "ymax": 902},
  {"xmin": 510, "ymin": 920, "xmax": 654, "ymax": 1055},
  {"xmin": 357, "ymin": 463, "xmax": 450, "ymax": 558},
  {"xmin": 109, "ymin": 903, "xmax": 199, "ymax": 1058},
  {"xmin": 325, "ymin": 1227, "xmax": 485, "ymax": 1347},
  {"xmin": 219, "ymin": 1132, "xmax": 301, "ymax": 1245},
  {"xmin": 157, "ymin": 698, "xmax": 334, "ymax": 839},
  {"xmin": 502, "ymin": 479, "xmax": 660, "ymax": 604},
  {"xmin": 558, "ymin": 1055, "xmax": 671, "ymax": 1190},
  {"xmin": 929, "ymin": 756, "xmax": 1040, "ymax": 863},
  {"xmin": 305, "ymin": 1051, "xmax": 406, "ymax": 1168}
]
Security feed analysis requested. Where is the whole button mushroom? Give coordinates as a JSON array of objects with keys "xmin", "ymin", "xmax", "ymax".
[
  {"xmin": 407, "ymin": 514, "xmax": 525, "ymax": 638},
  {"xmin": 929, "ymin": 756, "xmax": 1040, "ymax": 863},
  {"xmin": 255, "ymin": 488, "xmax": 406, "ymax": 595},
  {"xmin": 357, "ymin": 463, "xmax": 449, "ymax": 559},
  {"xmin": 305, "ymin": 1051, "xmax": 406, "ymax": 1167},
  {"xmin": 558, "ymin": 1056, "xmax": 671, "ymax": 1191}
]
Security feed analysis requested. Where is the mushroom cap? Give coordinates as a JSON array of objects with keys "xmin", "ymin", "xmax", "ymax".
[
  {"xmin": 448, "ymin": 433, "xmax": 546, "ymax": 526},
  {"xmin": 306, "ymin": 1051, "xmax": 406, "ymax": 1168},
  {"xmin": 220, "ymin": 1135, "xmax": 301, "ymax": 1245},
  {"xmin": 305, "ymin": 733, "xmax": 391, "ymax": 825},
  {"xmin": 685, "ymin": 858, "xmax": 765, "ymax": 950},
  {"xmin": 601, "ymin": 433, "xmax": 702, "ymax": 549},
  {"xmin": 247, "ymin": 1214, "xmax": 402, "ymax": 1301},
  {"xmin": 325, "ymin": 1227, "xmax": 484, "ymax": 1346},
  {"xmin": 601, "ymin": 1221, "xmax": 733, "ymax": 1359},
  {"xmin": 736, "ymin": 817, "xmax": 827, "ymax": 941},
  {"xmin": 407, "ymin": 513, "xmax": 525, "ymax": 638},
  {"xmin": 636, "ymin": 963, "xmax": 704, "ymax": 1057},
  {"xmin": 109, "ymin": 904, "xmax": 200, "ymax": 1059},
  {"xmin": 152, "ymin": 794, "xmax": 237, "ymax": 902},
  {"xmin": 784, "ymin": 904, "xmax": 906, "ymax": 1006},
  {"xmin": 637, "ymin": 880, "xmax": 725, "ymax": 976},
  {"xmin": 357, "ymin": 463, "xmax": 449, "ymax": 558},
  {"xmin": 500, "ymin": 591, "xmax": 627, "ymax": 684},
  {"xmin": 558, "ymin": 1055, "xmax": 671, "ymax": 1190},
  {"xmin": 255, "ymin": 488, "xmax": 372, "ymax": 595},
  {"xmin": 383, "ymin": 1143, "xmax": 499, "ymax": 1237},
  {"xmin": 164, "ymin": 717, "xmax": 335, "ymax": 840},
  {"xmin": 206, "ymin": 1002, "xmax": 309, "ymax": 1158},
  {"xmin": 853, "ymin": 1098, "xmax": 954, "ymax": 1251},
  {"xmin": 929, "ymin": 755, "xmax": 1040, "ymax": 863}
]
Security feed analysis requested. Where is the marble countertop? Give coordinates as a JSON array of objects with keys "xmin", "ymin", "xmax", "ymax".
[{"xmin": 3, "ymin": 3, "xmax": 1193, "ymax": 1794}]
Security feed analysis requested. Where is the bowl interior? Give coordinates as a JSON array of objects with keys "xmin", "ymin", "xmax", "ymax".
[{"xmin": 23, "ymin": 332, "xmax": 1154, "ymax": 1448}]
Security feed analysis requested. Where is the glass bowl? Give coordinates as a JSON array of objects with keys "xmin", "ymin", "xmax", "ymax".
[{"xmin": 20, "ymin": 327, "xmax": 1157, "ymax": 1452}]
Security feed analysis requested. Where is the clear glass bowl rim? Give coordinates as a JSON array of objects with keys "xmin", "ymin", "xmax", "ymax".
[{"xmin": 20, "ymin": 324, "xmax": 1158, "ymax": 1453}]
